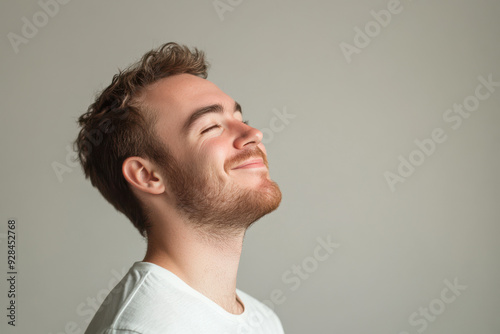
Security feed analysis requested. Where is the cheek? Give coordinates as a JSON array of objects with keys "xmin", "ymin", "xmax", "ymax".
[
  {"xmin": 214, "ymin": 145, "xmax": 230, "ymax": 171},
  {"xmin": 198, "ymin": 139, "xmax": 229, "ymax": 170}
]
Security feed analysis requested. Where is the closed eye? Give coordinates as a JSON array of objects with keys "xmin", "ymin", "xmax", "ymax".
[
  {"xmin": 201, "ymin": 120, "xmax": 249, "ymax": 134},
  {"xmin": 201, "ymin": 124, "xmax": 221, "ymax": 134}
]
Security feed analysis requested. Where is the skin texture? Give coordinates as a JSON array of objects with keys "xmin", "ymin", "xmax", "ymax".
[{"xmin": 122, "ymin": 74, "xmax": 282, "ymax": 314}]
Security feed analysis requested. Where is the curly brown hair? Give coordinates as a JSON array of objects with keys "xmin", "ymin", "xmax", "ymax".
[{"xmin": 74, "ymin": 42, "xmax": 209, "ymax": 238}]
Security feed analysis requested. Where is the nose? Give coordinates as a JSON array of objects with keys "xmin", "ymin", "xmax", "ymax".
[{"xmin": 232, "ymin": 121, "xmax": 264, "ymax": 150}]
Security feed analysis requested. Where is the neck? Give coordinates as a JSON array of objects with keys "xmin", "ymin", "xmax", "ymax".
[{"xmin": 142, "ymin": 216, "xmax": 246, "ymax": 315}]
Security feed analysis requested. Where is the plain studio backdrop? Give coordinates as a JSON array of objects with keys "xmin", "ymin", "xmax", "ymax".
[{"xmin": 1, "ymin": 0, "xmax": 499, "ymax": 333}]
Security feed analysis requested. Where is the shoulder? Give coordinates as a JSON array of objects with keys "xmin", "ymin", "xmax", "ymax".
[{"xmin": 85, "ymin": 262, "xmax": 183, "ymax": 334}]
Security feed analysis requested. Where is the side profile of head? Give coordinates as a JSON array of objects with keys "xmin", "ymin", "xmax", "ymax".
[{"xmin": 74, "ymin": 42, "xmax": 281, "ymax": 240}]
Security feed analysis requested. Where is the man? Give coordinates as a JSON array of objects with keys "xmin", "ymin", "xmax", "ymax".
[{"xmin": 75, "ymin": 42, "xmax": 284, "ymax": 333}]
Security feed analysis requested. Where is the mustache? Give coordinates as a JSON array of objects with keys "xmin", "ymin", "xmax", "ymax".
[{"xmin": 226, "ymin": 147, "xmax": 268, "ymax": 171}]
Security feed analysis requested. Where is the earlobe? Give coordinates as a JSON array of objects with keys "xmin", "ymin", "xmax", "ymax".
[{"xmin": 122, "ymin": 157, "xmax": 165, "ymax": 195}]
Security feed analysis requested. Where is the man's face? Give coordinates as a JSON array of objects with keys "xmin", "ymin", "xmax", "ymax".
[{"xmin": 143, "ymin": 74, "xmax": 282, "ymax": 236}]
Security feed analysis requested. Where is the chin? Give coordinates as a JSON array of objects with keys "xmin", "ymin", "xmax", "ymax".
[{"xmin": 256, "ymin": 179, "xmax": 282, "ymax": 215}]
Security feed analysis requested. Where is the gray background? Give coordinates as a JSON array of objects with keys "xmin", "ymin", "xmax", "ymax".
[{"xmin": 1, "ymin": 0, "xmax": 499, "ymax": 333}]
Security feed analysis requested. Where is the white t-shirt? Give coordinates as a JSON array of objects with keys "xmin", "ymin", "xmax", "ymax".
[{"xmin": 84, "ymin": 261, "xmax": 285, "ymax": 334}]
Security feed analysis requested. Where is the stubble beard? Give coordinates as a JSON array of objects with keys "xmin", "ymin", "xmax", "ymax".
[{"xmin": 164, "ymin": 153, "xmax": 282, "ymax": 241}]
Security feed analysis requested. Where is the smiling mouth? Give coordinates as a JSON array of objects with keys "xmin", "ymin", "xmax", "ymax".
[{"xmin": 232, "ymin": 158, "xmax": 266, "ymax": 170}]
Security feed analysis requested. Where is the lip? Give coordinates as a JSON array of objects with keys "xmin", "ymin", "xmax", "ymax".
[{"xmin": 232, "ymin": 158, "xmax": 266, "ymax": 169}]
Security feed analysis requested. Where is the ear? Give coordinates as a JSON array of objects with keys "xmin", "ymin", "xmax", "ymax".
[{"xmin": 122, "ymin": 157, "xmax": 165, "ymax": 195}]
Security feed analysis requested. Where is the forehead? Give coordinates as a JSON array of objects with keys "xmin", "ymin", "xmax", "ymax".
[
  {"xmin": 143, "ymin": 73, "xmax": 227, "ymax": 115},
  {"xmin": 139, "ymin": 73, "xmax": 234, "ymax": 153}
]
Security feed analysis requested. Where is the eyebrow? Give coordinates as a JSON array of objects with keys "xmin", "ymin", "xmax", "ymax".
[{"xmin": 182, "ymin": 101, "xmax": 242, "ymax": 135}]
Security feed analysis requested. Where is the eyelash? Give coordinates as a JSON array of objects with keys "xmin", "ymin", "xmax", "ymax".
[{"xmin": 201, "ymin": 120, "xmax": 249, "ymax": 134}]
